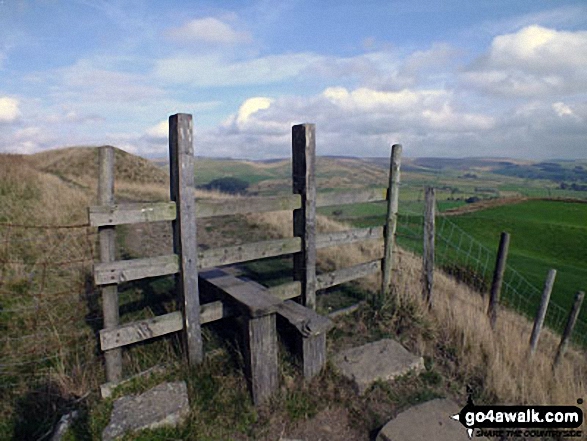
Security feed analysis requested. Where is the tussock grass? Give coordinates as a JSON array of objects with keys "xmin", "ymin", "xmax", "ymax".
[
  {"xmin": 249, "ymin": 209, "xmax": 586, "ymax": 408},
  {"xmin": 1, "ymin": 147, "xmax": 585, "ymax": 439}
]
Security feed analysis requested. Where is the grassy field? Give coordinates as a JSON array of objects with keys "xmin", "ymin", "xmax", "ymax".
[{"xmin": 445, "ymin": 200, "xmax": 587, "ymax": 319}]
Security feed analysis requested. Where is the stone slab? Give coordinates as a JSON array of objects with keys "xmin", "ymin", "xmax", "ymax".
[
  {"xmin": 102, "ymin": 381, "xmax": 189, "ymax": 441},
  {"xmin": 332, "ymin": 339, "xmax": 425, "ymax": 394},
  {"xmin": 376, "ymin": 399, "xmax": 480, "ymax": 441}
]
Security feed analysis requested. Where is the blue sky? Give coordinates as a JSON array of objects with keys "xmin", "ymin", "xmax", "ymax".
[{"xmin": 0, "ymin": 0, "xmax": 586, "ymax": 159}]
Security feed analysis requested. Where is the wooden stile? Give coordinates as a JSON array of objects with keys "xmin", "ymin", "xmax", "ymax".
[
  {"xmin": 292, "ymin": 124, "xmax": 317, "ymax": 309},
  {"xmin": 169, "ymin": 113, "xmax": 203, "ymax": 365},
  {"xmin": 98, "ymin": 146, "xmax": 123, "ymax": 383}
]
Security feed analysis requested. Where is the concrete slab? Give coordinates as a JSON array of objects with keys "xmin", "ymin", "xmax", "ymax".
[
  {"xmin": 376, "ymin": 399, "xmax": 477, "ymax": 441},
  {"xmin": 102, "ymin": 381, "xmax": 189, "ymax": 441},
  {"xmin": 332, "ymin": 339, "xmax": 425, "ymax": 394}
]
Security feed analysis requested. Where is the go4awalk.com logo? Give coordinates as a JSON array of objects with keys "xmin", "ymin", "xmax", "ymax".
[{"xmin": 450, "ymin": 397, "xmax": 584, "ymax": 439}]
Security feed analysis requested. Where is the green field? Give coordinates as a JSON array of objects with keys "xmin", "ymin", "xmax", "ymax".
[{"xmin": 445, "ymin": 200, "xmax": 587, "ymax": 315}]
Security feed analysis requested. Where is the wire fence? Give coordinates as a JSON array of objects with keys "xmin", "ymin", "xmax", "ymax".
[
  {"xmin": 0, "ymin": 223, "xmax": 102, "ymax": 392},
  {"xmin": 396, "ymin": 196, "xmax": 587, "ymax": 348}
]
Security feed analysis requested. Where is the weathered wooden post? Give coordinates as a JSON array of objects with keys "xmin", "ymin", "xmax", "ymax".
[
  {"xmin": 529, "ymin": 269, "xmax": 556, "ymax": 355},
  {"xmin": 98, "ymin": 146, "xmax": 123, "ymax": 382},
  {"xmin": 488, "ymin": 232, "xmax": 510, "ymax": 329},
  {"xmin": 292, "ymin": 124, "xmax": 317, "ymax": 310},
  {"xmin": 422, "ymin": 186, "xmax": 435, "ymax": 307},
  {"xmin": 381, "ymin": 144, "xmax": 402, "ymax": 298},
  {"xmin": 169, "ymin": 113, "xmax": 203, "ymax": 364},
  {"xmin": 553, "ymin": 291, "xmax": 584, "ymax": 367}
]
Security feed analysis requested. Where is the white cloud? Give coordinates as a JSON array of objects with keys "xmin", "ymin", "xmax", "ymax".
[
  {"xmin": 463, "ymin": 25, "xmax": 587, "ymax": 97},
  {"xmin": 0, "ymin": 97, "xmax": 20, "ymax": 123},
  {"xmin": 167, "ymin": 17, "xmax": 252, "ymax": 44},
  {"xmin": 205, "ymin": 86, "xmax": 498, "ymax": 158},
  {"xmin": 236, "ymin": 97, "xmax": 273, "ymax": 125},
  {"xmin": 154, "ymin": 52, "xmax": 322, "ymax": 86},
  {"xmin": 145, "ymin": 120, "xmax": 169, "ymax": 139},
  {"xmin": 552, "ymin": 102, "xmax": 576, "ymax": 118}
]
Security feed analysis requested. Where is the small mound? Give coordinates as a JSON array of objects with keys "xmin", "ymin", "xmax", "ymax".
[{"xmin": 30, "ymin": 146, "xmax": 169, "ymax": 185}]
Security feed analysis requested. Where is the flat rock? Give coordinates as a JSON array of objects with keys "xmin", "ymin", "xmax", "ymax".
[
  {"xmin": 102, "ymin": 381, "xmax": 189, "ymax": 441},
  {"xmin": 377, "ymin": 399, "xmax": 478, "ymax": 441},
  {"xmin": 332, "ymin": 339, "xmax": 424, "ymax": 394}
]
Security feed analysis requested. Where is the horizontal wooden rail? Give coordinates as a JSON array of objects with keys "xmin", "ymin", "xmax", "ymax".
[
  {"xmin": 316, "ymin": 188, "xmax": 387, "ymax": 207},
  {"xmin": 198, "ymin": 237, "xmax": 302, "ymax": 269},
  {"xmin": 99, "ymin": 282, "xmax": 302, "ymax": 350},
  {"xmin": 267, "ymin": 281, "xmax": 301, "ymax": 300},
  {"xmin": 89, "ymin": 202, "xmax": 177, "ymax": 227},
  {"xmin": 316, "ymin": 259, "xmax": 381, "ymax": 290},
  {"xmin": 316, "ymin": 226, "xmax": 383, "ymax": 249},
  {"xmin": 89, "ymin": 189, "xmax": 388, "ymax": 226},
  {"xmin": 196, "ymin": 194, "xmax": 301, "ymax": 218},
  {"xmin": 94, "ymin": 254, "xmax": 179, "ymax": 285},
  {"xmin": 100, "ymin": 311, "xmax": 183, "ymax": 351}
]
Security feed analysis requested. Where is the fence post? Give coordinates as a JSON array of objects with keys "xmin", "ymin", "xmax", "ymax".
[
  {"xmin": 529, "ymin": 269, "xmax": 556, "ymax": 355},
  {"xmin": 422, "ymin": 186, "xmax": 435, "ymax": 307},
  {"xmin": 98, "ymin": 146, "xmax": 123, "ymax": 383},
  {"xmin": 381, "ymin": 144, "xmax": 402, "ymax": 299},
  {"xmin": 488, "ymin": 232, "xmax": 510, "ymax": 329},
  {"xmin": 292, "ymin": 124, "xmax": 317, "ymax": 310},
  {"xmin": 553, "ymin": 291, "xmax": 584, "ymax": 367},
  {"xmin": 169, "ymin": 113, "xmax": 203, "ymax": 365}
]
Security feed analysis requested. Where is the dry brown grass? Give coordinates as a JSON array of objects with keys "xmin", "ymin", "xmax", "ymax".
[
  {"xmin": 1, "ymin": 147, "xmax": 584, "ymax": 436},
  {"xmin": 248, "ymin": 210, "xmax": 586, "ymax": 407}
]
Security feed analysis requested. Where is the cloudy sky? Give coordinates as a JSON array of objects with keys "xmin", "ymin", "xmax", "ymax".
[{"xmin": 0, "ymin": 0, "xmax": 586, "ymax": 159}]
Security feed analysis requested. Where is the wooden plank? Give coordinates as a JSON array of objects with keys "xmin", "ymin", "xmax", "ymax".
[
  {"xmin": 98, "ymin": 146, "xmax": 122, "ymax": 383},
  {"xmin": 199, "ymin": 268, "xmax": 282, "ymax": 318},
  {"xmin": 89, "ymin": 202, "xmax": 176, "ymax": 227},
  {"xmin": 381, "ymin": 144, "xmax": 402, "ymax": 298},
  {"xmin": 93, "ymin": 255, "xmax": 179, "ymax": 285},
  {"xmin": 488, "ymin": 232, "xmax": 510, "ymax": 329},
  {"xmin": 292, "ymin": 123, "xmax": 317, "ymax": 310},
  {"xmin": 200, "ymin": 300, "xmax": 237, "ymax": 324},
  {"xmin": 529, "ymin": 269, "xmax": 556, "ymax": 355},
  {"xmin": 198, "ymin": 237, "xmax": 301, "ymax": 269},
  {"xmin": 244, "ymin": 314, "xmax": 278, "ymax": 405},
  {"xmin": 316, "ymin": 188, "xmax": 387, "ymax": 207},
  {"xmin": 198, "ymin": 284, "xmax": 299, "ymax": 324},
  {"xmin": 267, "ymin": 281, "xmax": 301, "ymax": 300},
  {"xmin": 234, "ymin": 277, "xmax": 301, "ymax": 301},
  {"xmin": 99, "ymin": 311, "xmax": 184, "ymax": 351},
  {"xmin": 554, "ymin": 291, "xmax": 584, "ymax": 367},
  {"xmin": 275, "ymin": 300, "xmax": 333, "ymax": 336},
  {"xmin": 316, "ymin": 260, "xmax": 381, "ymax": 290},
  {"xmin": 316, "ymin": 226, "xmax": 383, "ymax": 249},
  {"xmin": 422, "ymin": 186, "xmax": 435, "ymax": 307},
  {"xmin": 302, "ymin": 333, "xmax": 327, "ymax": 380},
  {"xmin": 196, "ymin": 194, "xmax": 301, "ymax": 218},
  {"xmin": 170, "ymin": 113, "xmax": 203, "ymax": 365}
]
